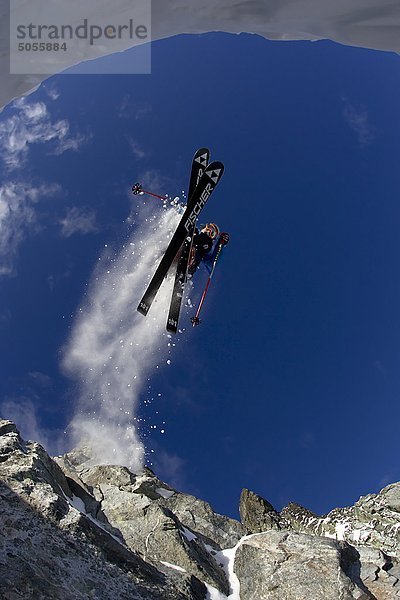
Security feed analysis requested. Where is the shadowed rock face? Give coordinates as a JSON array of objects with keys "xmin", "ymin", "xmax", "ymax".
[
  {"xmin": 239, "ymin": 489, "xmax": 281, "ymax": 532},
  {"xmin": 1, "ymin": 418, "xmax": 400, "ymax": 599}
]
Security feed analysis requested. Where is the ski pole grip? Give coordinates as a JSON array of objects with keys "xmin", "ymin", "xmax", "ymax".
[{"xmin": 219, "ymin": 232, "xmax": 230, "ymax": 246}]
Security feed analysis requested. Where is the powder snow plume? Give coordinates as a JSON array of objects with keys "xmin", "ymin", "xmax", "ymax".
[{"xmin": 63, "ymin": 199, "xmax": 183, "ymax": 472}]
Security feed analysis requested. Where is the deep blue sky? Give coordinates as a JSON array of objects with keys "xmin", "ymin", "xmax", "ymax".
[{"xmin": 1, "ymin": 33, "xmax": 400, "ymax": 520}]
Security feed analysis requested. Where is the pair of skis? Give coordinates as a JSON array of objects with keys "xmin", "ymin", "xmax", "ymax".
[{"xmin": 136, "ymin": 148, "xmax": 224, "ymax": 332}]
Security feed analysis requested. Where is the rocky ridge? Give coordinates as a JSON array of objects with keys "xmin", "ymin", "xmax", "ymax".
[
  {"xmin": 1, "ymin": 419, "xmax": 400, "ymax": 599},
  {"xmin": 240, "ymin": 486, "xmax": 400, "ymax": 559}
]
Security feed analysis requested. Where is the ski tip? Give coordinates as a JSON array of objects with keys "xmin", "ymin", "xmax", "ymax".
[
  {"xmin": 137, "ymin": 302, "xmax": 149, "ymax": 317},
  {"xmin": 193, "ymin": 148, "xmax": 211, "ymax": 170},
  {"xmin": 195, "ymin": 147, "xmax": 210, "ymax": 155},
  {"xmin": 205, "ymin": 161, "xmax": 224, "ymax": 185}
]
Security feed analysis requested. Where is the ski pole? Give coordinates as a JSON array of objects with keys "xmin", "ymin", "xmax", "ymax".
[
  {"xmin": 191, "ymin": 244, "xmax": 224, "ymax": 327},
  {"xmin": 131, "ymin": 182, "xmax": 168, "ymax": 202}
]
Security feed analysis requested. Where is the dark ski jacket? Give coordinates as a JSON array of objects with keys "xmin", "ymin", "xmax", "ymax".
[
  {"xmin": 193, "ymin": 230, "xmax": 213, "ymax": 258},
  {"xmin": 189, "ymin": 230, "xmax": 228, "ymax": 275},
  {"xmin": 188, "ymin": 229, "xmax": 214, "ymax": 275}
]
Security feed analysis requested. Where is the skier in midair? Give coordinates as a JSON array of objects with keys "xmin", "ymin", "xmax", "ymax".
[
  {"xmin": 188, "ymin": 223, "xmax": 229, "ymax": 276},
  {"xmin": 134, "ymin": 147, "xmax": 227, "ymax": 330}
]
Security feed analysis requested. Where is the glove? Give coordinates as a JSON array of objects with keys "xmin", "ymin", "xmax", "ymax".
[{"xmin": 219, "ymin": 232, "xmax": 230, "ymax": 246}]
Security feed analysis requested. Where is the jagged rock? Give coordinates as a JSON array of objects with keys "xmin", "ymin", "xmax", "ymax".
[
  {"xmin": 4, "ymin": 417, "xmax": 400, "ymax": 600},
  {"xmin": 240, "ymin": 487, "xmax": 400, "ymax": 598},
  {"xmin": 0, "ymin": 424, "xmax": 73, "ymax": 523},
  {"xmin": 0, "ymin": 419, "xmax": 19, "ymax": 436},
  {"xmin": 383, "ymin": 485, "xmax": 400, "ymax": 513},
  {"xmin": 239, "ymin": 488, "xmax": 281, "ymax": 533},
  {"xmin": 240, "ymin": 485, "xmax": 400, "ymax": 559},
  {"xmin": 64, "ymin": 449, "xmax": 245, "ymax": 551},
  {"xmin": 0, "ymin": 480, "xmax": 162, "ymax": 600},
  {"xmin": 280, "ymin": 501, "xmax": 321, "ymax": 531},
  {"xmin": 233, "ymin": 531, "xmax": 368, "ymax": 600},
  {"xmin": 315, "ymin": 485, "xmax": 400, "ymax": 558},
  {"xmin": 67, "ymin": 462, "xmax": 233, "ymax": 594},
  {"xmin": 165, "ymin": 488, "xmax": 246, "ymax": 549},
  {"xmin": 0, "ymin": 420, "xmax": 212, "ymax": 599},
  {"xmin": 53, "ymin": 453, "xmax": 103, "ymax": 521},
  {"xmin": 355, "ymin": 547, "xmax": 400, "ymax": 600}
]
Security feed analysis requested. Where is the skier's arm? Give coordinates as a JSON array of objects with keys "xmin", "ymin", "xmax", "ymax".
[
  {"xmin": 203, "ymin": 232, "xmax": 230, "ymax": 270},
  {"xmin": 210, "ymin": 232, "xmax": 230, "ymax": 259}
]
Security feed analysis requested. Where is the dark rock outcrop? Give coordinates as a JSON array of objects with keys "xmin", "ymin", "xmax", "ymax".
[{"xmin": 239, "ymin": 488, "xmax": 281, "ymax": 533}]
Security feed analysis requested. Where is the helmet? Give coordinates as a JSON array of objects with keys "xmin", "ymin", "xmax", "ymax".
[{"xmin": 203, "ymin": 223, "xmax": 220, "ymax": 240}]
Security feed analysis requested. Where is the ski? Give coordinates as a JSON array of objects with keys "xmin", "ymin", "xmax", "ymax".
[
  {"xmin": 166, "ymin": 149, "xmax": 210, "ymax": 333},
  {"xmin": 187, "ymin": 148, "xmax": 210, "ymax": 204},
  {"xmin": 166, "ymin": 236, "xmax": 193, "ymax": 332},
  {"xmin": 137, "ymin": 159, "xmax": 224, "ymax": 317}
]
